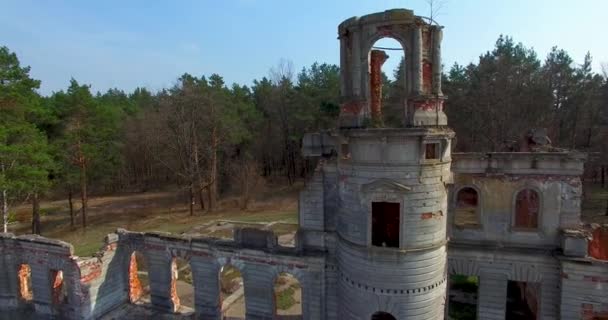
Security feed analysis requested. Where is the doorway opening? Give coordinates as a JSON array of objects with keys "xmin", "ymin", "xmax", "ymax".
[
  {"xmin": 448, "ymin": 275, "xmax": 479, "ymax": 320},
  {"xmin": 506, "ymin": 280, "xmax": 539, "ymax": 320},
  {"xmin": 371, "ymin": 202, "xmax": 400, "ymax": 248}
]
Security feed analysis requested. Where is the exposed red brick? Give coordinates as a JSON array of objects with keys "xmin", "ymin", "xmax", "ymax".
[
  {"xmin": 422, "ymin": 60, "xmax": 433, "ymax": 93},
  {"xmin": 421, "ymin": 212, "xmax": 434, "ymax": 220},
  {"xmin": 51, "ymin": 270, "xmax": 65, "ymax": 305},
  {"xmin": 18, "ymin": 264, "xmax": 33, "ymax": 301},
  {"xmin": 129, "ymin": 254, "xmax": 143, "ymax": 303},
  {"xmin": 369, "ymin": 50, "xmax": 389, "ymax": 124},
  {"xmin": 170, "ymin": 259, "xmax": 180, "ymax": 311},
  {"xmin": 340, "ymin": 101, "xmax": 364, "ymax": 115},
  {"xmin": 589, "ymin": 226, "xmax": 608, "ymax": 261}
]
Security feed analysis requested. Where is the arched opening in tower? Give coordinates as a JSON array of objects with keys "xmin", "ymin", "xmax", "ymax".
[
  {"xmin": 219, "ymin": 264, "xmax": 245, "ymax": 319},
  {"xmin": 128, "ymin": 251, "xmax": 150, "ymax": 304},
  {"xmin": 368, "ymin": 37, "xmax": 405, "ymax": 126},
  {"xmin": 170, "ymin": 257, "xmax": 194, "ymax": 314},
  {"xmin": 274, "ymin": 272, "xmax": 302, "ymax": 318},
  {"xmin": 371, "ymin": 311, "xmax": 397, "ymax": 320}
]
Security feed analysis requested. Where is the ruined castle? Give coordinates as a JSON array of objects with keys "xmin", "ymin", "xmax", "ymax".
[{"xmin": 1, "ymin": 8, "xmax": 607, "ymax": 320}]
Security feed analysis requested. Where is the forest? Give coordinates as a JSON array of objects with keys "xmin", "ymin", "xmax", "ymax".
[{"xmin": 1, "ymin": 35, "xmax": 607, "ymax": 234}]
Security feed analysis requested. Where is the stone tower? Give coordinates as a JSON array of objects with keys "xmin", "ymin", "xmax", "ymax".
[{"xmin": 332, "ymin": 9, "xmax": 453, "ymax": 320}]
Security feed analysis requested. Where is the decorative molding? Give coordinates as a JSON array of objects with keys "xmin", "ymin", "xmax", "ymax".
[{"xmin": 361, "ymin": 178, "xmax": 411, "ymax": 193}]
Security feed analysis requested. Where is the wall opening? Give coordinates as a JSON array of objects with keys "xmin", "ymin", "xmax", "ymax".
[
  {"xmin": 425, "ymin": 143, "xmax": 439, "ymax": 160},
  {"xmin": 50, "ymin": 270, "xmax": 68, "ymax": 306},
  {"xmin": 514, "ymin": 189, "xmax": 540, "ymax": 229},
  {"xmin": 171, "ymin": 257, "xmax": 194, "ymax": 314},
  {"xmin": 220, "ymin": 264, "xmax": 245, "ymax": 319},
  {"xmin": 274, "ymin": 272, "xmax": 302, "ymax": 318},
  {"xmin": 448, "ymin": 275, "xmax": 479, "ymax": 320},
  {"xmin": 128, "ymin": 252, "xmax": 150, "ymax": 303},
  {"xmin": 371, "ymin": 311, "xmax": 397, "ymax": 320},
  {"xmin": 369, "ymin": 37, "xmax": 405, "ymax": 126},
  {"xmin": 455, "ymin": 187, "xmax": 480, "ymax": 228},
  {"xmin": 372, "ymin": 202, "xmax": 400, "ymax": 248},
  {"xmin": 506, "ymin": 280, "xmax": 539, "ymax": 320},
  {"xmin": 18, "ymin": 264, "xmax": 33, "ymax": 302}
]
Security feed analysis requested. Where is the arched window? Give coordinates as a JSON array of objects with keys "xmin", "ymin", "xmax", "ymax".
[
  {"xmin": 171, "ymin": 257, "xmax": 194, "ymax": 314},
  {"xmin": 514, "ymin": 189, "xmax": 540, "ymax": 229},
  {"xmin": 368, "ymin": 37, "xmax": 406, "ymax": 126},
  {"xmin": 372, "ymin": 311, "xmax": 397, "ymax": 320},
  {"xmin": 128, "ymin": 252, "xmax": 150, "ymax": 303},
  {"xmin": 455, "ymin": 187, "xmax": 480, "ymax": 228}
]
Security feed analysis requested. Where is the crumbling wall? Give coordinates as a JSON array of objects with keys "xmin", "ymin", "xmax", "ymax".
[
  {"xmin": 560, "ymin": 260, "xmax": 608, "ymax": 320},
  {"xmin": 449, "ymin": 152, "xmax": 586, "ymax": 247},
  {"xmin": 0, "ymin": 227, "xmax": 326, "ymax": 320},
  {"xmin": 588, "ymin": 225, "xmax": 608, "ymax": 260},
  {"xmin": 0, "ymin": 233, "xmax": 85, "ymax": 319}
]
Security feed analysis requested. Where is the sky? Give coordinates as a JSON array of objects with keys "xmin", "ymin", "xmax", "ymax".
[{"xmin": 1, "ymin": 0, "xmax": 607, "ymax": 96}]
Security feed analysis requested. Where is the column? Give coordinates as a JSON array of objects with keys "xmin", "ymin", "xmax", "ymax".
[
  {"xmin": 478, "ymin": 273, "xmax": 508, "ymax": 320},
  {"xmin": 30, "ymin": 264, "xmax": 53, "ymax": 315},
  {"xmin": 243, "ymin": 264, "xmax": 275, "ymax": 320},
  {"xmin": 432, "ymin": 27, "xmax": 443, "ymax": 96},
  {"xmin": 412, "ymin": 26, "xmax": 423, "ymax": 95},
  {"xmin": 0, "ymin": 259, "xmax": 18, "ymax": 308},
  {"xmin": 190, "ymin": 257, "xmax": 221, "ymax": 320},
  {"xmin": 145, "ymin": 252, "xmax": 174, "ymax": 312},
  {"xmin": 369, "ymin": 50, "xmax": 388, "ymax": 124}
]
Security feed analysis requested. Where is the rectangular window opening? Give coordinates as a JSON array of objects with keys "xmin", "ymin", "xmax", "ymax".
[
  {"xmin": 51, "ymin": 269, "xmax": 68, "ymax": 305},
  {"xmin": 341, "ymin": 143, "xmax": 351, "ymax": 160},
  {"xmin": 448, "ymin": 274, "xmax": 479, "ymax": 320},
  {"xmin": 371, "ymin": 202, "xmax": 400, "ymax": 248},
  {"xmin": 425, "ymin": 143, "xmax": 439, "ymax": 160},
  {"xmin": 506, "ymin": 280, "xmax": 539, "ymax": 320},
  {"xmin": 18, "ymin": 264, "xmax": 33, "ymax": 302}
]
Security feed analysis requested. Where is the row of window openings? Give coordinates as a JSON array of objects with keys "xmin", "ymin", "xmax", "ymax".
[
  {"xmin": 447, "ymin": 275, "xmax": 540, "ymax": 320},
  {"xmin": 17, "ymin": 264, "xmax": 68, "ymax": 306},
  {"xmin": 128, "ymin": 253, "xmax": 303, "ymax": 317},
  {"xmin": 455, "ymin": 188, "xmax": 540, "ymax": 229},
  {"xmin": 340, "ymin": 143, "xmax": 441, "ymax": 160}
]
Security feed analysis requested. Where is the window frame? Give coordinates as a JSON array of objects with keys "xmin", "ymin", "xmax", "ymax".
[
  {"xmin": 453, "ymin": 185, "xmax": 483, "ymax": 229},
  {"xmin": 511, "ymin": 187, "xmax": 542, "ymax": 232}
]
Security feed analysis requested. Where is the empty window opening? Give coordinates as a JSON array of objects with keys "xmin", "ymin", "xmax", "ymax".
[
  {"xmin": 514, "ymin": 189, "xmax": 540, "ymax": 229},
  {"xmin": 220, "ymin": 265, "xmax": 245, "ymax": 319},
  {"xmin": 455, "ymin": 187, "xmax": 480, "ymax": 228},
  {"xmin": 128, "ymin": 252, "xmax": 150, "ymax": 303},
  {"xmin": 18, "ymin": 264, "xmax": 33, "ymax": 302},
  {"xmin": 274, "ymin": 272, "xmax": 302, "ymax": 317},
  {"xmin": 171, "ymin": 257, "xmax": 194, "ymax": 314},
  {"xmin": 50, "ymin": 270, "xmax": 68, "ymax": 305},
  {"xmin": 506, "ymin": 281, "xmax": 539, "ymax": 320},
  {"xmin": 448, "ymin": 275, "xmax": 479, "ymax": 320},
  {"xmin": 372, "ymin": 311, "xmax": 397, "ymax": 320},
  {"xmin": 341, "ymin": 143, "xmax": 351, "ymax": 160},
  {"xmin": 425, "ymin": 143, "xmax": 439, "ymax": 160},
  {"xmin": 372, "ymin": 202, "xmax": 400, "ymax": 248},
  {"xmin": 369, "ymin": 37, "xmax": 405, "ymax": 126}
]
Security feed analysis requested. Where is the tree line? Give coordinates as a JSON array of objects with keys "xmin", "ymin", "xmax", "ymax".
[{"xmin": 1, "ymin": 35, "xmax": 607, "ymax": 234}]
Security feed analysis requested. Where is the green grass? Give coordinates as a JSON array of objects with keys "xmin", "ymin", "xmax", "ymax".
[
  {"xmin": 275, "ymin": 286, "xmax": 296, "ymax": 310},
  {"xmin": 449, "ymin": 301, "xmax": 477, "ymax": 320},
  {"xmin": 450, "ymin": 275, "xmax": 479, "ymax": 293}
]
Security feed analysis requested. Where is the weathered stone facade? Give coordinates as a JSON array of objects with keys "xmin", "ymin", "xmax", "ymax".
[{"xmin": 0, "ymin": 8, "xmax": 606, "ymax": 320}]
